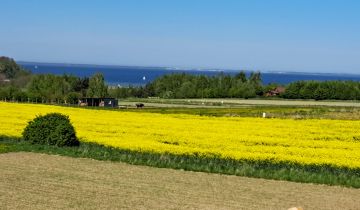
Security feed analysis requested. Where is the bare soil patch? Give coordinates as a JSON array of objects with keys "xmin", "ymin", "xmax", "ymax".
[{"xmin": 1, "ymin": 152, "xmax": 359, "ymax": 209}]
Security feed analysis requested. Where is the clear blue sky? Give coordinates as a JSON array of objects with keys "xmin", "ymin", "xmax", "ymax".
[{"xmin": 1, "ymin": 0, "xmax": 359, "ymax": 73}]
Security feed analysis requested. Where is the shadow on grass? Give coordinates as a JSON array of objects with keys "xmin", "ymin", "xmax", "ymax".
[{"xmin": 1, "ymin": 135, "xmax": 359, "ymax": 188}]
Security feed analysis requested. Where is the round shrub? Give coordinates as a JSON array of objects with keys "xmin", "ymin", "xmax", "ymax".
[{"xmin": 22, "ymin": 113, "xmax": 79, "ymax": 147}]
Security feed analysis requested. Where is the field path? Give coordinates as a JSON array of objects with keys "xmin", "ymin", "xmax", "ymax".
[
  {"xmin": 1, "ymin": 152, "xmax": 359, "ymax": 210},
  {"xmin": 122, "ymin": 98, "xmax": 360, "ymax": 107},
  {"xmin": 188, "ymin": 99, "xmax": 360, "ymax": 107}
]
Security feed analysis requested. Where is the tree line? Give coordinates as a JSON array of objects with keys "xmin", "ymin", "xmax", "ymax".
[
  {"xmin": 281, "ymin": 80, "xmax": 360, "ymax": 100},
  {"xmin": 2, "ymin": 56, "xmax": 360, "ymax": 102},
  {"xmin": 0, "ymin": 72, "xmax": 108, "ymax": 103},
  {"xmin": 109, "ymin": 72, "xmax": 265, "ymax": 99},
  {"xmin": 109, "ymin": 73, "xmax": 360, "ymax": 101},
  {"xmin": 0, "ymin": 57, "xmax": 108, "ymax": 103}
]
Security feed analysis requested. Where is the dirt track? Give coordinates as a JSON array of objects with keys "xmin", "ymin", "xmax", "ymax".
[
  {"xmin": 188, "ymin": 98, "xmax": 360, "ymax": 107},
  {"xmin": 1, "ymin": 152, "xmax": 359, "ymax": 209},
  {"xmin": 122, "ymin": 98, "xmax": 360, "ymax": 108}
]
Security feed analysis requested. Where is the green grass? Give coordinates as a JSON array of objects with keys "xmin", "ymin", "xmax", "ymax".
[
  {"xmin": 6, "ymin": 100, "xmax": 360, "ymax": 120},
  {"xmin": 67, "ymin": 102, "xmax": 360, "ymax": 120},
  {"xmin": 126, "ymin": 106, "xmax": 323, "ymax": 117},
  {"xmin": 125, "ymin": 106, "xmax": 360, "ymax": 120},
  {"xmin": 1, "ymin": 136, "xmax": 359, "ymax": 188}
]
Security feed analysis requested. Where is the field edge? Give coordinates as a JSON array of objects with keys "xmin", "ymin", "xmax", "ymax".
[{"xmin": 1, "ymin": 136, "xmax": 359, "ymax": 188}]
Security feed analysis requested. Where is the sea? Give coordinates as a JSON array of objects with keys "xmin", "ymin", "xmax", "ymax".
[{"xmin": 19, "ymin": 62, "xmax": 360, "ymax": 86}]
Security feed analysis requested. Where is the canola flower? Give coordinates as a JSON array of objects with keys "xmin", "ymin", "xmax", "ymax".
[{"xmin": 1, "ymin": 102, "xmax": 360, "ymax": 169}]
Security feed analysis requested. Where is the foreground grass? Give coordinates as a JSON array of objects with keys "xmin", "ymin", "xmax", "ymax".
[{"xmin": 1, "ymin": 136, "xmax": 359, "ymax": 188}]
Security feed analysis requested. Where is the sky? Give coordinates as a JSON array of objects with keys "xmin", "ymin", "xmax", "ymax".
[{"xmin": 0, "ymin": 0, "xmax": 359, "ymax": 73}]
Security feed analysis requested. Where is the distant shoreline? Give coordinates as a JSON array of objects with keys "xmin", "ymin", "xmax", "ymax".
[
  {"xmin": 17, "ymin": 61, "xmax": 360, "ymax": 86},
  {"xmin": 17, "ymin": 61, "xmax": 360, "ymax": 76}
]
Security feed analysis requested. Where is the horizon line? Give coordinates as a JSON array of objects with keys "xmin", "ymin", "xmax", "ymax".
[{"xmin": 16, "ymin": 60, "xmax": 360, "ymax": 76}]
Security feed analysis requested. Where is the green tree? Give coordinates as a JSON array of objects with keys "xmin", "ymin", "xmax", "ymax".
[
  {"xmin": 66, "ymin": 92, "xmax": 81, "ymax": 104},
  {"xmin": 235, "ymin": 71, "xmax": 247, "ymax": 83},
  {"xmin": 176, "ymin": 81, "xmax": 196, "ymax": 98},
  {"xmin": 87, "ymin": 73, "xmax": 108, "ymax": 98},
  {"xmin": 0, "ymin": 57, "xmax": 23, "ymax": 79}
]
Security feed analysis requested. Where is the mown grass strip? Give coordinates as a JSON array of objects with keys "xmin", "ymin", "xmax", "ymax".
[
  {"xmin": 1, "ymin": 136, "xmax": 359, "ymax": 188},
  {"xmin": 12, "ymin": 101, "xmax": 360, "ymax": 120}
]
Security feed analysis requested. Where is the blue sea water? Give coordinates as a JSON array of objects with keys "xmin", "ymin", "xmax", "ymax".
[{"xmin": 20, "ymin": 62, "xmax": 360, "ymax": 86}]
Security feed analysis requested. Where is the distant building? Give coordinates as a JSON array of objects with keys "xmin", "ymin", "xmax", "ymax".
[
  {"xmin": 79, "ymin": 98, "xmax": 118, "ymax": 108},
  {"xmin": 265, "ymin": 87, "xmax": 286, "ymax": 97}
]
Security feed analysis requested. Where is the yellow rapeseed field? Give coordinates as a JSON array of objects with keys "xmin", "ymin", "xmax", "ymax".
[{"xmin": 1, "ymin": 102, "xmax": 359, "ymax": 169}]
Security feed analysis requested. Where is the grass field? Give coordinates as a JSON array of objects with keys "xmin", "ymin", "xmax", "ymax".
[
  {"xmin": 122, "ymin": 98, "xmax": 360, "ymax": 119},
  {"xmin": 126, "ymin": 106, "xmax": 360, "ymax": 120},
  {"xmin": 1, "ymin": 152, "xmax": 359, "ymax": 210}
]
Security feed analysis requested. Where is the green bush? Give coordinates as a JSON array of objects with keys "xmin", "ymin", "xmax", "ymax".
[
  {"xmin": 65, "ymin": 92, "xmax": 80, "ymax": 104},
  {"xmin": 22, "ymin": 113, "xmax": 79, "ymax": 147}
]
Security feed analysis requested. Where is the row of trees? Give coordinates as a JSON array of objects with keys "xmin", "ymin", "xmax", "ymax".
[
  {"xmin": 0, "ymin": 72, "xmax": 108, "ymax": 104},
  {"xmin": 281, "ymin": 80, "xmax": 360, "ymax": 100},
  {"xmin": 110, "ymin": 74, "xmax": 360, "ymax": 101},
  {"xmin": 0, "ymin": 57, "xmax": 110, "ymax": 103},
  {"xmin": 109, "ymin": 72, "xmax": 265, "ymax": 99},
  {"xmin": 2, "ymin": 56, "xmax": 360, "ymax": 102}
]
